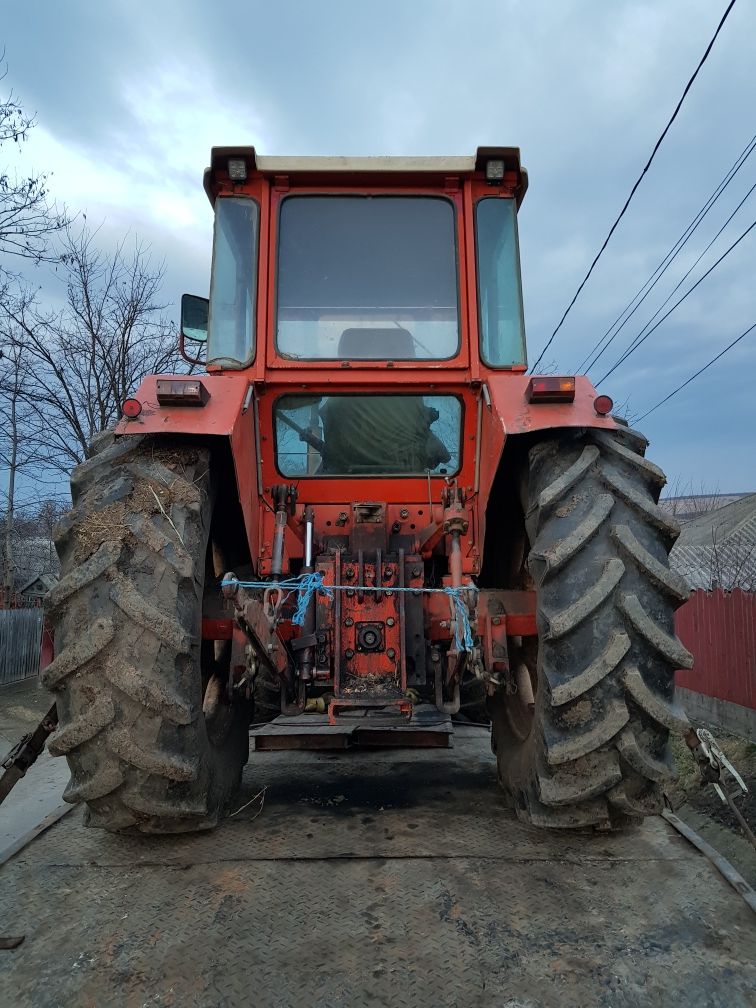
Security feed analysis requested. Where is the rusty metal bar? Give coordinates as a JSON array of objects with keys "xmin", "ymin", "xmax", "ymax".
[{"xmin": 662, "ymin": 809, "xmax": 756, "ymax": 915}]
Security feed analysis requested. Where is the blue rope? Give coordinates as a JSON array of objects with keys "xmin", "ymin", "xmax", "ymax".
[
  {"xmin": 293, "ymin": 570, "xmax": 333, "ymax": 625},
  {"xmin": 443, "ymin": 587, "xmax": 475, "ymax": 652},
  {"xmin": 220, "ymin": 573, "xmax": 477, "ymax": 650},
  {"xmin": 220, "ymin": 572, "xmax": 333, "ymax": 626}
]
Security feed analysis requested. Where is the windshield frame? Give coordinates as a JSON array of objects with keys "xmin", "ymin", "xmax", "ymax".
[{"xmin": 266, "ymin": 185, "xmax": 469, "ymax": 371}]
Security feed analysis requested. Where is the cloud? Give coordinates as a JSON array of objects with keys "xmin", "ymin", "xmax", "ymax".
[{"xmin": 1, "ymin": 0, "xmax": 755, "ymax": 491}]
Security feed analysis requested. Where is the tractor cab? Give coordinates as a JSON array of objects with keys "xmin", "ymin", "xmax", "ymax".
[{"xmin": 182, "ymin": 147, "xmax": 528, "ymax": 372}]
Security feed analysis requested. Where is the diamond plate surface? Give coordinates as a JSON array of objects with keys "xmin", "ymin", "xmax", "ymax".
[{"xmin": 0, "ymin": 730, "xmax": 753, "ymax": 1008}]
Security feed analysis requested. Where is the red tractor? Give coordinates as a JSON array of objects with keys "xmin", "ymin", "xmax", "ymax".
[{"xmin": 44, "ymin": 147, "xmax": 692, "ymax": 833}]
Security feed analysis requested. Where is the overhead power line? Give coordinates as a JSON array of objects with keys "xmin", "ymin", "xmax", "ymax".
[
  {"xmin": 577, "ymin": 133, "xmax": 756, "ymax": 374},
  {"xmin": 595, "ymin": 201, "xmax": 756, "ymax": 384},
  {"xmin": 530, "ymin": 0, "xmax": 739, "ymax": 373},
  {"xmin": 637, "ymin": 320, "xmax": 756, "ymax": 421}
]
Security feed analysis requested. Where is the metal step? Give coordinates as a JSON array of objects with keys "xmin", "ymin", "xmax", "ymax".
[{"xmin": 251, "ymin": 703, "xmax": 453, "ymax": 751}]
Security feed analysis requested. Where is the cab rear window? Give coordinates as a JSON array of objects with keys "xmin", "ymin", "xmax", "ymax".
[
  {"xmin": 276, "ymin": 196, "xmax": 459, "ymax": 361},
  {"xmin": 274, "ymin": 394, "xmax": 462, "ymax": 477}
]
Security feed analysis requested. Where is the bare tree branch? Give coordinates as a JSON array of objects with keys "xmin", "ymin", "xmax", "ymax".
[
  {"xmin": 1, "ymin": 221, "xmax": 187, "ymax": 476},
  {"xmin": 0, "ymin": 337, "xmax": 48, "ymax": 600},
  {"xmin": 0, "ymin": 59, "xmax": 69, "ymax": 287}
]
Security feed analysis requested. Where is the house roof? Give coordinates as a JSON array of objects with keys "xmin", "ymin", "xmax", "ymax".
[
  {"xmin": 670, "ymin": 492, "xmax": 756, "ymax": 591},
  {"xmin": 659, "ymin": 492, "xmax": 751, "ymax": 522},
  {"xmin": 18, "ymin": 573, "xmax": 58, "ymax": 595}
]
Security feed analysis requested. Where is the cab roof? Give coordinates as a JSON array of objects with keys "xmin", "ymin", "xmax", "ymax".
[{"xmin": 204, "ymin": 145, "xmax": 527, "ymax": 206}]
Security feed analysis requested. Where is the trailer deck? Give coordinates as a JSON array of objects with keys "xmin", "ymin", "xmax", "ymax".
[{"xmin": 1, "ymin": 727, "xmax": 754, "ymax": 1008}]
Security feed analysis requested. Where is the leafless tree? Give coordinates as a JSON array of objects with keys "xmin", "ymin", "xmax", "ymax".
[
  {"xmin": 708, "ymin": 524, "xmax": 755, "ymax": 593},
  {"xmin": 660, "ymin": 477, "xmax": 725, "ymax": 520},
  {"xmin": 3, "ymin": 222, "xmax": 186, "ymax": 474},
  {"xmin": 610, "ymin": 395, "xmax": 636, "ymax": 425},
  {"xmin": 0, "ymin": 59, "xmax": 68, "ymax": 290},
  {"xmin": 536, "ymin": 359, "xmax": 559, "ymax": 376},
  {"xmin": 0, "ymin": 495, "xmax": 66, "ymax": 598},
  {"xmin": 0, "ymin": 338, "xmax": 47, "ymax": 602}
]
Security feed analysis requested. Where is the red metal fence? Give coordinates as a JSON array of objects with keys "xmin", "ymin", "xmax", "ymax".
[{"xmin": 675, "ymin": 588, "xmax": 756, "ymax": 711}]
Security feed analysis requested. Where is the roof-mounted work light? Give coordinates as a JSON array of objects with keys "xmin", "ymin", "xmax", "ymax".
[
  {"xmin": 227, "ymin": 157, "xmax": 248, "ymax": 182},
  {"xmin": 485, "ymin": 159, "xmax": 505, "ymax": 183}
]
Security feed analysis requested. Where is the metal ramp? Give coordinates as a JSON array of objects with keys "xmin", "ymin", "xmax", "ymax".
[{"xmin": 1, "ymin": 729, "xmax": 755, "ymax": 1007}]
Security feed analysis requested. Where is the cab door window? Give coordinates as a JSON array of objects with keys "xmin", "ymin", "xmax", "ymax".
[{"xmin": 475, "ymin": 197, "xmax": 526, "ymax": 368}]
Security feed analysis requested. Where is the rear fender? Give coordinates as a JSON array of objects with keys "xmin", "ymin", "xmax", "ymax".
[
  {"xmin": 114, "ymin": 373, "xmax": 259, "ymax": 562},
  {"xmin": 476, "ymin": 374, "xmax": 617, "ymax": 575}
]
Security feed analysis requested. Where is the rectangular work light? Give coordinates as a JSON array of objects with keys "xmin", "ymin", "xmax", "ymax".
[
  {"xmin": 526, "ymin": 376, "xmax": 576, "ymax": 404},
  {"xmin": 485, "ymin": 159, "xmax": 505, "ymax": 182},
  {"xmin": 227, "ymin": 157, "xmax": 248, "ymax": 182}
]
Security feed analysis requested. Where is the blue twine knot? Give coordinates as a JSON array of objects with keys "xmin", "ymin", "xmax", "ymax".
[
  {"xmin": 293, "ymin": 570, "xmax": 333, "ymax": 626},
  {"xmin": 442, "ymin": 586, "xmax": 476, "ymax": 652}
]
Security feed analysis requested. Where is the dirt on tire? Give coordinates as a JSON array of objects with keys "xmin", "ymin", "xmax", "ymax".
[
  {"xmin": 491, "ymin": 424, "xmax": 693, "ymax": 829},
  {"xmin": 44, "ymin": 434, "xmax": 250, "ymax": 834}
]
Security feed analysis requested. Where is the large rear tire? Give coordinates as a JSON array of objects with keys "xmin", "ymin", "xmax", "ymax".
[
  {"xmin": 43, "ymin": 435, "xmax": 250, "ymax": 833},
  {"xmin": 491, "ymin": 424, "xmax": 693, "ymax": 828}
]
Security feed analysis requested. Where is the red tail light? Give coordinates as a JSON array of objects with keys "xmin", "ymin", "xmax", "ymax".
[
  {"xmin": 526, "ymin": 376, "xmax": 575, "ymax": 403},
  {"xmin": 122, "ymin": 398, "xmax": 142, "ymax": 419},
  {"xmin": 593, "ymin": 395, "xmax": 614, "ymax": 416}
]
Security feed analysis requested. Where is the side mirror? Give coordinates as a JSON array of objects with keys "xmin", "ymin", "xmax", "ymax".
[
  {"xmin": 181, "ymin": 293, "xmax": 209, "ymax": 342},
  {"xmin": 180, "ymin": 293, "xmax": 208, "ymax": 366}
]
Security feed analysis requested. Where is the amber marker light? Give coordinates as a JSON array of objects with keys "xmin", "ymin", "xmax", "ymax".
[
  {"xmin": 122, "ymin": 398, "xmax": 142, "ymax": 419},
  {"xmin": 526, "ymin": 376, "xmax": 576, "ymax": 404},
  {"xmin": 593, "ymin": 395, "xmax": 614, "ymax": 416}
]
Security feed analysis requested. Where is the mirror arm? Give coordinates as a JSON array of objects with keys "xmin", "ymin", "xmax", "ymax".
[{"xmin": 179, "ymin": 328, "xmax": 205, "ymax": 367}]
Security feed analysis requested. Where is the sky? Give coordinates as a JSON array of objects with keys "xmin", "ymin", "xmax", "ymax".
[{"xmin": 1, "ymin": 0, "xmax": 755, "ymax": 497}]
